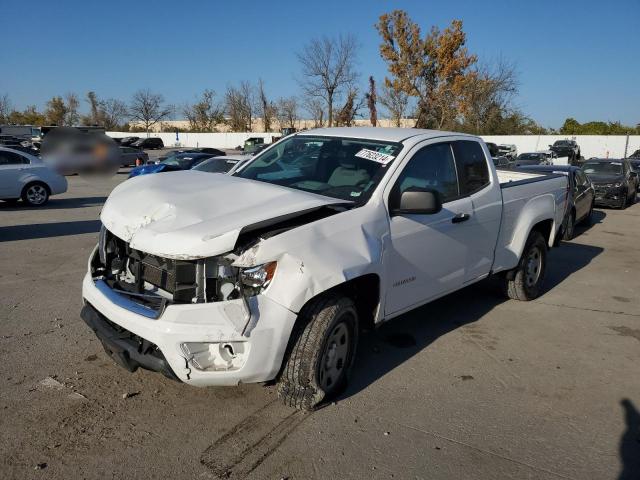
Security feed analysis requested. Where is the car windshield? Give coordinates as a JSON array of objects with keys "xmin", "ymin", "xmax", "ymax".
[
  {"xmin": 160, "ymin": 154, "xmax": 203, "ymax": 168},
  {"xmin": 192, "ymin": 158, "xmax": 237, "ymax": 173},
  {"xmin": 518, "ymin": 153, "xmax": 541, "ymax": 160},
  {"xmin": 583, "ymin": 162, "xmax": 623, "ymax": 175},
  {"xmin": 554, "ymin": 141, "xmax": 571, "ymax": 146},
  {"xmin": 234, "ymin": 135, "xmax": 403, "ymax": 203}
]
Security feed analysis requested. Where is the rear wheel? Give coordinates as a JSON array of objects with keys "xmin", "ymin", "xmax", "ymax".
[
  {"xmin": 502, "ymin": 231, "xmax": 547, "ymax": 301},
  {"xmin": 277, "ymin": 294, "xmax": 358, "ymax": 411},
  {"xmin": 563, "ymin": 211, "xmax": 575, "ymax": 240},
  {"xmin": 21, "ymin": 182, "xmax": 49, "ymax": 206}
]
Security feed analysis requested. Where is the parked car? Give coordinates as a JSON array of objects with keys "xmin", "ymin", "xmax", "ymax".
[
  {"xmin": 191, "ymin": 155, "xmax": 251, "ymax": 174},
  {"xmin": 513, "ymin": 152, "xmax": 552, "ymax": 167},
  {"xmin": 0, "ymin": 146, "xmax": 68, "ymax": 206},
  {"xmin": 119, "ymin": 136, "xmax": 140, "ymax": 147},
  {"xmin": 549, "ymin": 140, "xmax": 580, "ymax": 163},
  {"xmin": 497, "ymin": 144, "xmax": 517, "ymax": 159},
  {"xmin": 582, "ymin": 159, "xmax": 638, "ymax": 208},
  {"xmin": 128, "ymin": 152, "xmax": 213, "ymax": 178},
  {"xmin": 131, "ymin": 137, "xmax": 164, "ymax": 150},
  {"xmin": 628, "ymin": 149, "xmax": 640, "ymax": 159},
  {"xmin": 628, "ymin": 159, "xmax": 640, "ymax": 189},
  {"xmin": 492, "ymin": 156, "xmax": 511, "ymax": 168},
  {"xmin": 119, "ymin": 146, "xmax": 149, "ymax": 167},
  {"xmin": 517, "ymin": 165, "xmax": 595, "ymax": 239},
  {"xmin": 157, "ymin": 147, "xmax": 226, "ymax": 162},
  {"xmin": 82, "ymin": 127, "xmax": 568, "ymax": 410},
  {"xmin": 485, "ymin": 142, "xmax": 500, "ymax": 157}
]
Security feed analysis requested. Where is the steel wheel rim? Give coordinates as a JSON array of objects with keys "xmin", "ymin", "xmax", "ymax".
[
  {"xmin": 319, "ymin": 319, "xmax": 351, "ymax": 391},
  {"xmin": 27, "ymin": 185, "xmax": 47, "ymax": 204},
  {"xmin": 525, "ymin": 247, "xmax": 542, "ymax": 287}
]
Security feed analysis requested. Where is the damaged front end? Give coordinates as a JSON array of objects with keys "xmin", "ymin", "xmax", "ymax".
[{"xmin": 91, "ymin": 225, "xmax": 276, "ymax": 326}]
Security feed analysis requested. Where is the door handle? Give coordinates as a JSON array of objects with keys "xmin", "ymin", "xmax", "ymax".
[{"xmin": 451, "ymin": 213, "xmax": 471, "ymax": 224}]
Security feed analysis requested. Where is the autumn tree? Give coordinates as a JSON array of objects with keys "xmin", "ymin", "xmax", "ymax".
[
  {"xmin": 129, "ymin": 89, "xmax": 173, "ymax": 133},
  {"xmin": 64, "ymin": 93, "xmax": 80, "ymax": 126},
  {"xmin": 275, "ymin": 97, "xmax": 299, "ymax": 129},
  {"xmin": 365, "ymin": 76, "xmax": 378, "ymax": 127},
  {"xmin": 224, "ymin": 82, "xmax": 253, "ymax": 132},
  {"xmin": 376, "ymin": 11, "xmax": 476, "ymax": 129},
  {"xmin": 183, "ymin": 89, "xmax": 224, "ymax": 132},
  {"xmin": 334, "ymin": 89, "xmax": 364, "ymax": 127},
  {"xmin": 8, "ymin": 105, "xmax": 46, "ymax": 125},
  {"xmin": 256, "ymin": 79, "xmax": 276, "ymax": 132},
  {"xmin": 44, "ymin": 96, "xmax": 68, "ymax": 125},
  {"xmin": 297, "ymin": 35, "xmax": 359, "ymax": 127}
]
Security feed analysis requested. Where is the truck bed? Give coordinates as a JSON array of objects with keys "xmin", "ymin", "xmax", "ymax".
[{"xmin": 492, "ymin": 168, "xmax": 568, "ymax": 273}]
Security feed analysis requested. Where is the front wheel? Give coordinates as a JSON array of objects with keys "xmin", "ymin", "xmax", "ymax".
[
  {"xmin": 502, "ymin": 231, "xmax": 547, "ymax": 301},
  {"xmin": 277, "ymin": 294, "xmax": 358, "ymax": 411}
]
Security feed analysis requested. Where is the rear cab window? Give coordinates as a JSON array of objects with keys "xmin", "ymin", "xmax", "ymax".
[{"xmin": 451, "ymin": 140, "xmax": 490, "ymax": 195}]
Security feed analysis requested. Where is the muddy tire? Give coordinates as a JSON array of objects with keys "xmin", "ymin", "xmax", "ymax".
[
  {"xmin": 502, "ymin": 231, "xmax": 547, "ymax": 301},
  {"xmin": 277, "ymin": 294, "xmax": 358, "ymax": 411}
]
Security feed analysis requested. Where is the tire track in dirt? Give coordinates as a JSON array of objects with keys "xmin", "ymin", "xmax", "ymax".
[{"xmin": 200, "ymin": 400, "xmax": 309, "ymax": 478}]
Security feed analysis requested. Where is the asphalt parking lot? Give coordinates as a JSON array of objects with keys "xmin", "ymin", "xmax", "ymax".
[{"xmin": 1, "ymin": 170, "xmax": 639, "ymax": 480}]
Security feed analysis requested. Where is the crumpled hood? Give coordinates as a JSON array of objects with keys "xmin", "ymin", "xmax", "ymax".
[{"xmin": 101, "ymin": 170, "xmax": 345, "ymax": 259}]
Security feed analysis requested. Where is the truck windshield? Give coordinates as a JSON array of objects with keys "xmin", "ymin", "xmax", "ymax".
[{"xmin": 234, "ymin": 135, "xmax": 403, "ymax": 203}]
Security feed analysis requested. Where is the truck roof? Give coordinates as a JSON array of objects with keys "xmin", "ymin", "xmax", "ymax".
[{"xmin": 300, "ymin": 127, "xmax": 476, "ymax": 144}]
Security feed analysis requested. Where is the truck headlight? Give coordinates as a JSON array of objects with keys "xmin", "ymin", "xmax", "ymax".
[{"xmin": 239, "ymin": 262, "xmax": 277, "ymax": 292}]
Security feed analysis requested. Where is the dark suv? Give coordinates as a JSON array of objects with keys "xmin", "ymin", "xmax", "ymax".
[
  {"xmin": 132, "ymin": 137, "xmax": 164, "ymax": 150},
  {"xmin": 582, "ymin": 159, "xmax": 638, "ymax": 209},
  {"xmin": 549, "ymin": 140, "xmax": 580, "ymax": 163}
]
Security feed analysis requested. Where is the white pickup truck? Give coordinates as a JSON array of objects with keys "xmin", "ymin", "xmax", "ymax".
[{"xmin": 81, "ymin": 128, "xmax": 568, "ymax": 410}]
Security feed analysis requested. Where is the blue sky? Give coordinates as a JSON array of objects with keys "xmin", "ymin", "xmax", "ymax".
[{"xmin": 1, "ymin": 0, "xmax": 638, "ymax": 128}]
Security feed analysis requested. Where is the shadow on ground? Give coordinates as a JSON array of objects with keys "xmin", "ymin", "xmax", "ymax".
[
  {"xmin": 619, "ymin": 398, "xmax": 640, "ymax": 480},
  {"xmin": 0, "ymin": 220, "xmax": 102, "ymax": 242},
  {"xmin": 0, "ymin": 196, "xmax": 107, "ymax": 211},
  {"xmin": 340, "ymin": 240, "xmax": 603, "ymax": 401}
]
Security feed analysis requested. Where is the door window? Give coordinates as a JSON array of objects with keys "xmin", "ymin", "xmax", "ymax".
[
  {"xmin": 392, "ymin": 142, "xmax": 459, "ymax": 204},
  {"xmin": 452, "ymin": 141, "xmax": 490, "ymax": 195},
  {"xmin": 0, "ymin": 151, "xmax": 27, "ymax": 165}
]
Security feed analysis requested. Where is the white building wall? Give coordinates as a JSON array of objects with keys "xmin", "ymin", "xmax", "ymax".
[{"xmin": 481, "ymin": 135, "xmax": 640, "ymax": 159}]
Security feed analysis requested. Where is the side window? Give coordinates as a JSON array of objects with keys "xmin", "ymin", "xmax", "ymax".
[
  {"xmin": 452, "ymin": 141, "xmax": 490, "ymax": 195},
  {"xmin": 393, "ymin": 143, "xmax": 459, "ymax": 204},
  {"xmin": 0, "ymin": 151, "xmax": 27, "ymax": 165}
]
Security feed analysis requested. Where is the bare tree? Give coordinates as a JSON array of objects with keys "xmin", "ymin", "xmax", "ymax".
[
  {"xmin": 335, "ymin": 88, "xmax": 365, "ymax": 127},
  {"xmin": 129, "ymin": 89, "xmax": 173, "ymax": 133},
  {"xmin": 379, "ymin": 83, "xmax": 409, "ymax": 127},
  {"xmin": 183, "ymin": 89, "xmax": 224, "ymax": 132},
  {"xmin": 101, "ymin": 98, "xmax": 129, "ymax": 130},
  {"xmin": 297, "ymin": 35, "xmax": 359, "ymax": 127},
  {"xmin": 303, "ymin": 97, "xmax": 324, "ymax": 128},
  {"xmin": 64, "ymin": 93, "xmax": 80, "ymax": 126},
  {"xmin": 85, "ymin": 91, "xmax": 102, "ymax": 125},
  {"xmin": 224, "ymin": 82, "xmax": 253, "ymax": 132},
  {"xmin": 256, "ymin": 79, "xmax": 276, "ymax": 132},
  {"xmin": 275, "ymin": 97, "xmax": 299, "ymax": 130},
  {"xmin": 0, "ymin": 94, "xmax": 11, "ymax": 123}
]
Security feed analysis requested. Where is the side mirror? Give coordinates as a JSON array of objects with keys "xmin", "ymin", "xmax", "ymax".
[{"xmin": 391, "ymin": 188, "xmax": 442, "ymax": 216}]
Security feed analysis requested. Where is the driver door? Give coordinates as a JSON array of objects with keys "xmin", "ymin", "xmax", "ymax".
[{"xmin": 384, "ymin": 141, "xmax": 471, "ymax": 316}]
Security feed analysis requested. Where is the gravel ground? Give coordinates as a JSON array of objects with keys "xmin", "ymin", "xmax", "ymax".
[{"xmin": 1, "ymin": 170, "xmax": 639, "ymax": 480}]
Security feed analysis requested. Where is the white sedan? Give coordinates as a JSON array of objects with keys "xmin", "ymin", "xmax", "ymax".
[{"xmin": 0, "ymin": 147, "xmax": 68, "ymax": 206}]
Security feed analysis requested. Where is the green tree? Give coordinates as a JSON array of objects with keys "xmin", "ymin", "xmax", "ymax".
[{"xmin": 44, "ymin": 96, "xmax": 68, "ymax": 125}]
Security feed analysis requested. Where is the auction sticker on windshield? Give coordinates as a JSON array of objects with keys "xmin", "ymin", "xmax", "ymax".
[{"xmin": 355, "ymin": 149, "xmax": 395, "ymax": 164}]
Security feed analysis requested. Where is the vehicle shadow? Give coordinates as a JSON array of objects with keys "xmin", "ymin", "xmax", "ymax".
[
  {"xmin": 0, "ymin": 196, "xmax": 107, "ymax": 211},
  {"xmin": 619, "ymin": 399, "xmax": 640, "ymax": 480},
  {"xmin": 339, "ymin": 240, "xmax": 603, "ymax": 402},
  {"xmin": 0, "ymin": 220, "xmax": 101, "ymax": 242}
]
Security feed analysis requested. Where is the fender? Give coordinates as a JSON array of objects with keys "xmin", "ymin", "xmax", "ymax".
[{"xmin": 493, "ymin": 193, "xmax": 557, "ymax": 272}]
